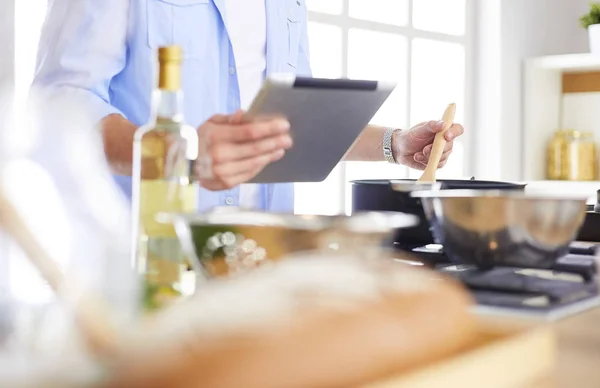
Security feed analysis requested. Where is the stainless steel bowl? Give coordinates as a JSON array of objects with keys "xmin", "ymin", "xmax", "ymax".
[
  {"xmin": 409, "ymin": 190, "xmax": 588, "ymax": 269},
  {"xmin": 160, "ymin": 208, "xmax": 419, "ymax": 279}
]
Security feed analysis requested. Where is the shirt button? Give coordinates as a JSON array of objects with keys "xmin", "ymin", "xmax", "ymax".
[
  {"xmin": 228, "ymin": 67, "xmax": 236, "ymax": 75},
  {"xmin": 225, "ymin": 197, "xmax": 234, "ymax": 205}
]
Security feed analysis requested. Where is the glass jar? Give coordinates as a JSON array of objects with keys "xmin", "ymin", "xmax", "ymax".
[
  {"xmin": 565, "ymin": 130, "xmax": 596, "ymax": 181},
  {"xmin": 546, "ymin": 129, "xmax": 567, "ymax": 180}
]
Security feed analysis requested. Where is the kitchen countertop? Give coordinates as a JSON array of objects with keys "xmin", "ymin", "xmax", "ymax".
[{"xmin": 555, "ymin": 306, "xmax": 600, "ymax": 387}]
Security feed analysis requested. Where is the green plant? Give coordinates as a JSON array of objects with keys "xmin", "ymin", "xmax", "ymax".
[{"xmin": 580, "ymin": 2, "xmax": 600, "ymax": 29}]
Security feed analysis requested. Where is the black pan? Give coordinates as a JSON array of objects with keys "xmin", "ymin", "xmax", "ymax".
[{"xmin": 350, "ymin": 179, "xmax": 527, "ymax": 248}]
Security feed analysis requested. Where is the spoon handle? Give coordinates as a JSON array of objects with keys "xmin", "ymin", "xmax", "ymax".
[{"xmin": 418, "ymin": 103, "xmax": 456, "ymax": 182}]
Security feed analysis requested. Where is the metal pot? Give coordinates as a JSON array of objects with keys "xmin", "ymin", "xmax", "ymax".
[
  {"xmin": 162, "ymin": 208, "xmax": 419, "ymax": 280},
  {"xmin": 351, "ymin": 179, "xmax": 527, "ymax": 248},
  {"xmin": 410, "ymin": 190, "xmax": 588, "ymax": 269}
]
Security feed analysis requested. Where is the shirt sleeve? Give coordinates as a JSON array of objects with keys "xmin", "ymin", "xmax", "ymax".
[
  {"xmin": 32, "ymin": 0, "xmax": 130, "ymax": 124},
  {"xmin": 296, "ymin": 7, "xmax": 313, "ymax": 77}
]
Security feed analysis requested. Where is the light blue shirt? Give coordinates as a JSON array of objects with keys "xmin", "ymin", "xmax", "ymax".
[{"xmin": 33, "ymin": 0, "xmax": 312, "ymax": 213}]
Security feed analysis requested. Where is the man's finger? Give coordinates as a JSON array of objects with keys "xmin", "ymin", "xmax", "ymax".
[
  {"xmin": 210, "ymin": 119, "xmax": 290, "ymax": 143},
  {"xmin": 229, "ymin": 109, "xmax": 245, "ymax": 124},
  {"xmin": 208, "ymin": 114, "xmax": 232, "ymax": 124},
  {"xmin": 424, "ymin": 120, "xmax": 446, "ymax": 133},
  {"xmin": 422, "ymin": 140, "xmax": 453, "ymax": 157},
  {"xmin": 211, "ymin": 133, "xmax": 293, "ymax": 163},
  {"xmin": 444, "ymin": 124, "xmax": 464, "ymax": 141},
  {"xmin": 438, "ymin": 149, "xmax": 452, "ymax": 165},
  {"xmin": 198, "ymin": 150, "xmax": 285, "ymax": 191},
  {"xmin": 408, "ymin": 120, "xmax": 445, "ymax": 141},
  {"xmin": 210, "ymin": 149, "xmax": 284, "ymax": 181},
  {"xmin": 414, "ymin": 152, "xmax": 427, "ymax": 163}
]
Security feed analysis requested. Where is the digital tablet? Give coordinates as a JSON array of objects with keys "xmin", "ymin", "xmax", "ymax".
[{"xmin": 244, "ymin": 74, "xmax": 397, "ymax": 184}]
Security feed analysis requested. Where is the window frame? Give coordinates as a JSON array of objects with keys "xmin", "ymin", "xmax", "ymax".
[
  {"xmin": 300, "ymin": 0, "xmax": 476, "ymax": 214},
  {"xmin": 0, "ymin": 0, "xmax": 16, "ymax": 293}
]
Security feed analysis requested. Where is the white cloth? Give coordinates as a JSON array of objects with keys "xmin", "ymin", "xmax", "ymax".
[{"xmin": 225, "ymin": 0, "xmax": 267, "ymax": 209}]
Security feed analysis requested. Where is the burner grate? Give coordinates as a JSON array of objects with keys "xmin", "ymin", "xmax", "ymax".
[{"xmin": 394, "ymin": 241, "xmax": 600, "ymax": 319}]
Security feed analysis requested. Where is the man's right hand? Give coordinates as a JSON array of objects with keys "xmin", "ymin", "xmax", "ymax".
[{"xmin": 193, "ymin": 110, "xmax": 293, "ymax": 191}]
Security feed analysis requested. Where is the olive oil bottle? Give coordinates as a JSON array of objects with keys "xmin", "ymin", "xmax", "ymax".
[{"xmin": 132, "ymin": 46, "xmax": 199, "ymax": 311}]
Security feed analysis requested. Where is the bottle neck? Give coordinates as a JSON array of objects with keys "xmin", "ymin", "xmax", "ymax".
[
  {"xmin": 154, "ymin": 89, "xmax": 184, "ymax": 124},
  {"xmin": 154, "ymin": 60, "xmax": 184, "ymax": 124}
]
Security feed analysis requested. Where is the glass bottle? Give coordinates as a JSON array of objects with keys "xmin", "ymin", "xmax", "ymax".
[{"xmin": 131, "ymin": 46, "xmax": 199, "ymax": 312}]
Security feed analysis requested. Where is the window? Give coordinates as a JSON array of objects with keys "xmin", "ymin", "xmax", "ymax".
[
  {"xmin": 6, "ymin": 0, "xmax": 51, "ymax": 303},
  {"xmin": 294, "ymin": 0, "xmax": 472, "ymax": 215}
]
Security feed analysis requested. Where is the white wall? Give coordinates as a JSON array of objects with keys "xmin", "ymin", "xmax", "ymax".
[{"xmin": 473, "ymin": 0, "xmax": 590, "ymax": 181}]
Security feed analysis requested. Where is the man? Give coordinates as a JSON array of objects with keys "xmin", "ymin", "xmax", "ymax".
[{"xmin": 33, "ymin": 0, "xmax": 464, "ymax": 213}]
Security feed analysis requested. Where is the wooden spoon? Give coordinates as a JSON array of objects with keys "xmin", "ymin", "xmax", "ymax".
[{"xmin": 417, "ymin": 103, "xmax": 457, "ymax": 182}]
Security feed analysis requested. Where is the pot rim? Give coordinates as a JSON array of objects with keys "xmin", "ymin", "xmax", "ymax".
[{"xmin": 156, "ymin": 209, "xmax": 420, "ymax": 234}]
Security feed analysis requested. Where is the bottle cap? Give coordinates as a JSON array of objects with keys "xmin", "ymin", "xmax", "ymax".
[{"xmin": 158, "ymin": 46, "xmax": 183, "ymax": 63}]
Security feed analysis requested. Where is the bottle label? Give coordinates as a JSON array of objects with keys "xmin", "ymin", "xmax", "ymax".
[
  {"xmin": 140, "ymin": 179, "xmax": 198, "ymax": 237},
  {"xmin": 138, "ymin": 179, "xmax": 198, "ymax": 287}
]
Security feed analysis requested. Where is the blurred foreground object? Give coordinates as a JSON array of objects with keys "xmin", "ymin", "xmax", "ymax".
[
  {"xmin": 164, "ymin": 207, "xmax": 418, "ymax": 280},
  {"xmin": 104, "ymin": 254, "xmax": 555, "ymax": 388},
  {"xmin": 0, "ymin": 87, "xmax": 139, "ymax": 386},
  {"xmin": 107, "ymin": 255, "xmax": 477, "ymax": 388}
]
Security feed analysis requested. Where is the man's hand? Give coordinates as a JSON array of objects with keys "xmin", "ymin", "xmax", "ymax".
[
  {"xmin": 193, "ymin": 110, "xmax": 293, "ymax": 190},
  {"xmin": 392, "ymin": 121, "xmax": 464, "ymax": 170}
]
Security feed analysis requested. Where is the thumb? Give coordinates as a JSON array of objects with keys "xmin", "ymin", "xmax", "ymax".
[
  {"xmin": 408, "ymin": 120, "xmax": 445, "ymax": 141},
  {"xmin": 208, "ymin": 113, "xmax": 231, "ymax": 124},
  {"xmin": 229, "ymin": 109, "xmax": 245, "ymax": 124},
  {"xmin": 422, "ymin": 120, "xmax": 446, "ymax": 134},
  {"xmin": 208, "ymin": 110, "xmax": 245, "ymax": 125}
]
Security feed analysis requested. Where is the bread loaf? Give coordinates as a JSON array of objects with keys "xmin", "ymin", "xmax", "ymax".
[{"xmin": 106, "ymin": 255, "xmax": 475, "ymax": 388}]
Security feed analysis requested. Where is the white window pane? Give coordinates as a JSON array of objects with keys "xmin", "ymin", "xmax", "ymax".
[
  {"xmin": 345, "ymin": 161, "xmax": 408, "ymax": 182},
  {"xmin": 307, "ymin": 22, "xmax": 343, "ymax": 78},
  {"xmin": 409, "ymin": 38, "xmax": 466, "ymax": 180},
  {"xmin": 413, "ymin": 0, "xmax": 466, "ymax": 36},
  {"xmin": 306, "ymin": 0, "xmax": 343, "ymax": 15},
  {"xmin": 294, "ymin": 165, "xmax": 344, "ymax": 215},
  {"xmin": 15, "ymin": 0, "xmax": 47, "ymax": 104},
  {"xmin": 410, "ymin": 38, "xmax": 465, "ymax": 125},
  {"xmin": 348, "ymin": 29, "xmax": 408, "ymax": 129},
  {"xmin": 349, "ymin": 0, "xmax": 409, "ymax": 26}
]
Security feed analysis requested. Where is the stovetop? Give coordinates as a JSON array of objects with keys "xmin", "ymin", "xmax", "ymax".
[{"xmin": 394, "ymin": 241, "xmax": 600, "ymax": 321}]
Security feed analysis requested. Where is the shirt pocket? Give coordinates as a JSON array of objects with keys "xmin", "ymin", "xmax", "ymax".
[
  {"xmin": 147, "ymin": 0, "xmax": 210, "ymax": 59},
  {"xmin": 286, "ymin": 0, "xmax": 304, "ymax": 68}
]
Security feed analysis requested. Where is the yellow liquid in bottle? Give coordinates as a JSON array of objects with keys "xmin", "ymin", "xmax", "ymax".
[{"xmin": 135, "ymin": 126, "xmax": 198, "ymax": 311}]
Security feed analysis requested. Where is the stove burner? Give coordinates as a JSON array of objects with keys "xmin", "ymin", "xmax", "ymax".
[
  {"xmin": 438, "ymin": 265, "xmax": 598, "ymax": 309},
  {"xmin": 394, "ymin": 241, "xmax": 600, "ymax": 320}
]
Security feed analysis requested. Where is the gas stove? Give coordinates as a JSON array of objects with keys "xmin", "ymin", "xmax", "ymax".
[{"xmin": 393, "ymin": 241, "xmax": 600, "ymax": 321}]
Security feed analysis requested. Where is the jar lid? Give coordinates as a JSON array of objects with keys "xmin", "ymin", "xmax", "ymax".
[{"xmin": 582, "ymin": 131, "xmax": 594, "ymax": 138}]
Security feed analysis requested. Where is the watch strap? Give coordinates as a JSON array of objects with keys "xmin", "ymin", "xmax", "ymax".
[{"xmin": 383, "ymin": 127, "xmax": 399, "ymax": 164}]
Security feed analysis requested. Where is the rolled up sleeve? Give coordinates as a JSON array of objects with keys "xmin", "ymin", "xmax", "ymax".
[{"xmin": 32, "ymin": 0, "xmax": 130, "ymax": 125}]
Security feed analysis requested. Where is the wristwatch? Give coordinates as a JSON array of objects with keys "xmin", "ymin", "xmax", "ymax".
[{"xmin": 383, "ymin": 127, "xmax": 400, "ymax": 164}]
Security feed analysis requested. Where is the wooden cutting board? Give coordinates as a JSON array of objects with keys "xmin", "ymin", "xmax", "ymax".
[{"xmin": 362, "ymin": 318, "xmax": 556, "ymax": 388}]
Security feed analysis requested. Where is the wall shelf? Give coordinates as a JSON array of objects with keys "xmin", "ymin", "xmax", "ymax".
[{"xmin": 523, "ymin": 53, "xmax": 600, "ymax": 182}]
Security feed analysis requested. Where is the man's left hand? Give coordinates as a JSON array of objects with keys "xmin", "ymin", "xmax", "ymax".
[{"xmin": 393, "ymin": 121, "xmax": 464, "ymax": 170}]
